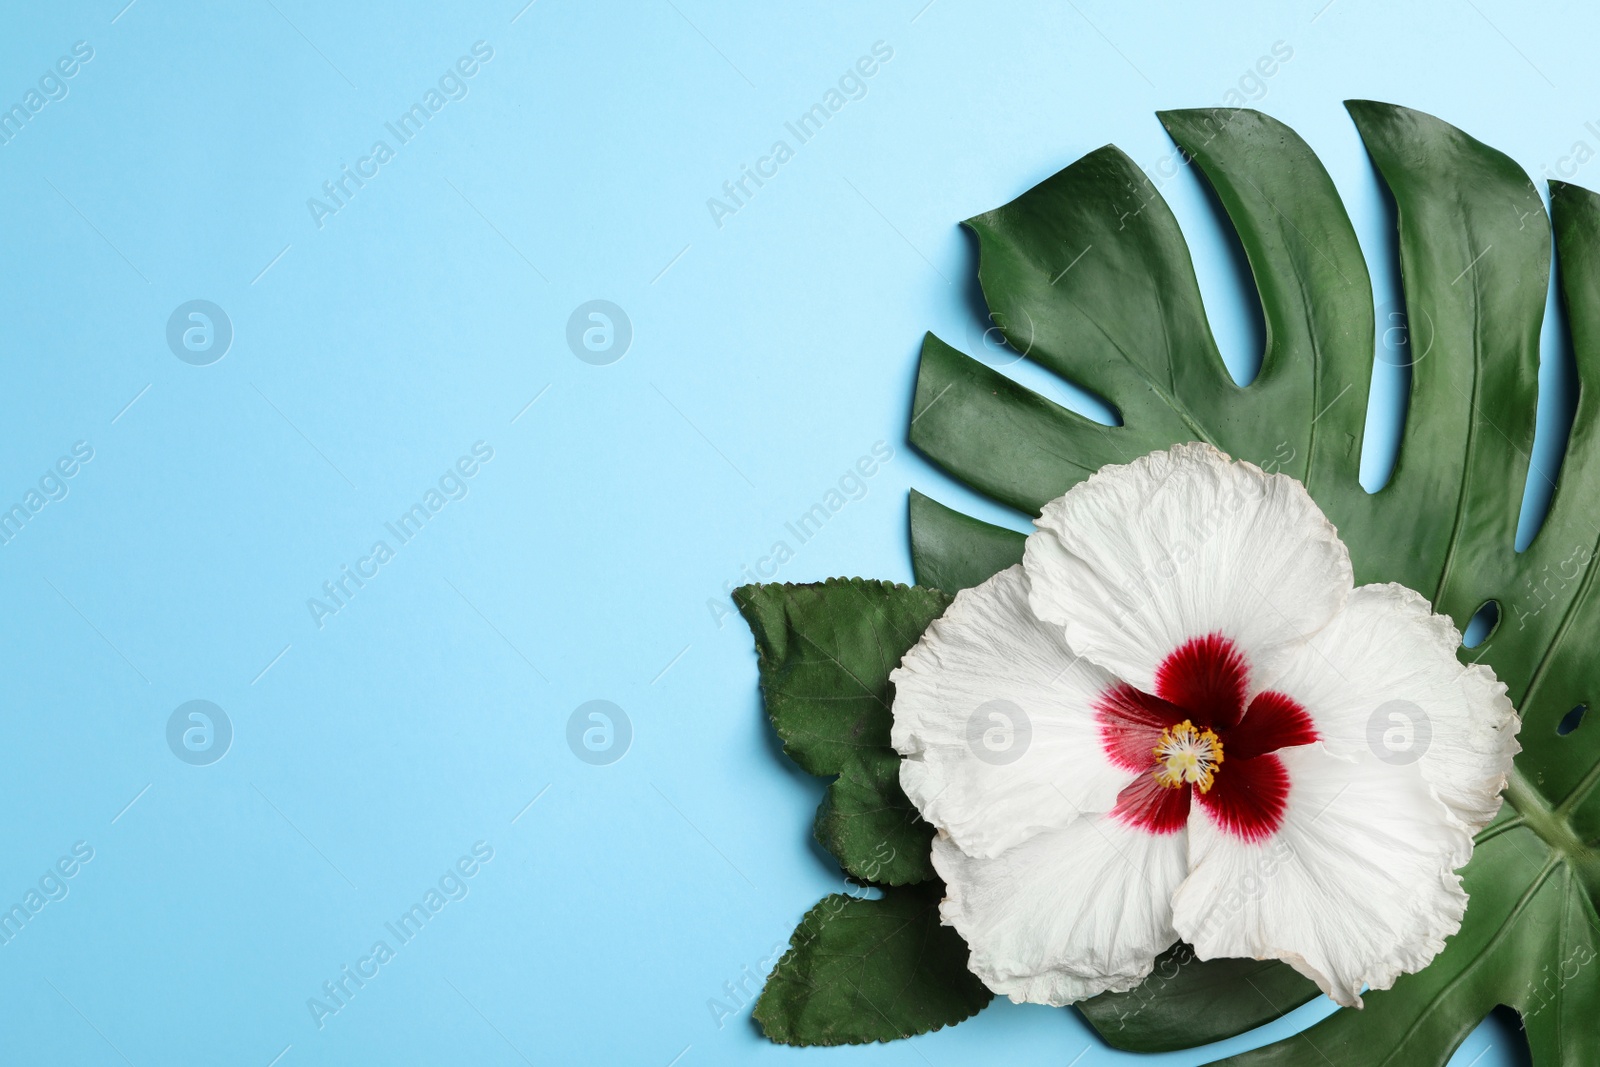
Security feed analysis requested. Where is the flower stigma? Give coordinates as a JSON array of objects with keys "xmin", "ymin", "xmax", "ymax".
[{"xmin": 1152, "ymin": 720, "xmax": 1224, "ymax": 792}]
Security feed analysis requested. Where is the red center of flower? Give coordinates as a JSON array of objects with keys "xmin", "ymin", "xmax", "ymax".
[{"xmin": 1095, "ymin": 634, "xmax": 1318, "ymax": 841}]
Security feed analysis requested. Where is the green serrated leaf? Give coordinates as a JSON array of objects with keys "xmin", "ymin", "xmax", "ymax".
[
  {"xmin": 813, "ymin": 749, "xmax": 934, "ymax": 886},
  {"xmin": 907, "ymin": 101, "xmax": 1600, "ymax": 1062},
  {"xmin": 753, "ymin": 882, "xmax": 993, "ymax": 1046},
  {"xmin": 733, "ymin": 578, "xmax": 949, "ymax": 884}
]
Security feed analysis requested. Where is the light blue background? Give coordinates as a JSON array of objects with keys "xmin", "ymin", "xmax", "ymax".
[{"xmin": 0, "ymin": 0, "xmax": 1576, "ymax": 1063}]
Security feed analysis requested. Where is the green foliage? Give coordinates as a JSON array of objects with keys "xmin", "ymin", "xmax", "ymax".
[
  {"xmin": 753, "ymin": 883, "xmax": 992, "ymax": 1046},
  {"xmin": 911, "ymin": 102, "xmax": 1600, "ymax": 1063},
  {"xmin": 1076, "ymin": 943, "xmax": 1320, "ymax": 1054},
  {"xmin": 733, "ymin": 578, "xmax": 949, "ymax": 886},
  {"xmin": 735, "ymin": 579, "xmax": 997, "ymax": 1043},
  {"xmin": 737, "ymin": 101, "xmax": 1600, "ymax": 1059}
]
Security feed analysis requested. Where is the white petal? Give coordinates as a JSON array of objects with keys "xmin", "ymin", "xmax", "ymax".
[
  {"xmin": 1264, "ymin": 582, "xmax": 1521, "ymax": 839},
  {"xmin": 1024, "ymin": 442, "xmax": 1352, "ymax": 693},
  {"xmin": 891, "ymin": 565, "xmax": 1130, "ymax": 858},
  {"xmin": 1172, "ymin": 745, "xmax": 1471, "ymax": 1007},
  {"xmin": 934, "ymin": 817, "xmax": 1187, "ymax": 1005}
]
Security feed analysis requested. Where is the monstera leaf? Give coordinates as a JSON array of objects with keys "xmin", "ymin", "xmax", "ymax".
[{"xmin": 908, "ymin": 101, "xmax": 1600, "ymax": 1063}]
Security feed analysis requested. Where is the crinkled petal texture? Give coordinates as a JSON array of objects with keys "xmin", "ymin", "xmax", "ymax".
[
  {"xmin": 892, "ymin": 565, "xmax": 1130, "ymax": 859},
  {"xmin": 1024, "ymin": 442, "xmax": 1353, "ymax": 694},
  {"xmin": 933, "ymin": 817, "xmax": 1188, "ymax": 1005},
  {"xmin": 1172, "ymin": 746, "xmax": 1471, "ymax": 1008},
  {"xmin": 890, "ymin": 443, "xmax": 1521, "ymax": 1008},
  {"xmin": 1263, "ymin": 582, "xmax": 1520, "ymax": 841}
]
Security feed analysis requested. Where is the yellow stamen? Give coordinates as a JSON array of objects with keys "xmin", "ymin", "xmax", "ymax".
[{"xmin": 1152, "ymin": 720, "xmax": 1224, "ymax": 793}]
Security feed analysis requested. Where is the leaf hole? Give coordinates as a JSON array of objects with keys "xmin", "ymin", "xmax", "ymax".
[
  {"xmin": 1461, "ymin": 600, "xmax": 1499, "ymax": 648},
  {"xmin": 1474, "ymin": 1006, "xmax": 1532, "ymax": 1066},
  {"xmin": 1559, "ymin": 704, "xmax": 1586, "ymax": 736},
  {"xmin": 1516, "ymin": 229, "xmax": 1579, "ymax": 551}
]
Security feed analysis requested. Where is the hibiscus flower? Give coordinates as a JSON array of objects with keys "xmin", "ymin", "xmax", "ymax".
[{"xmin": 890, "ymin": 443, "xmax": 1520, "ymax": 1008}]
